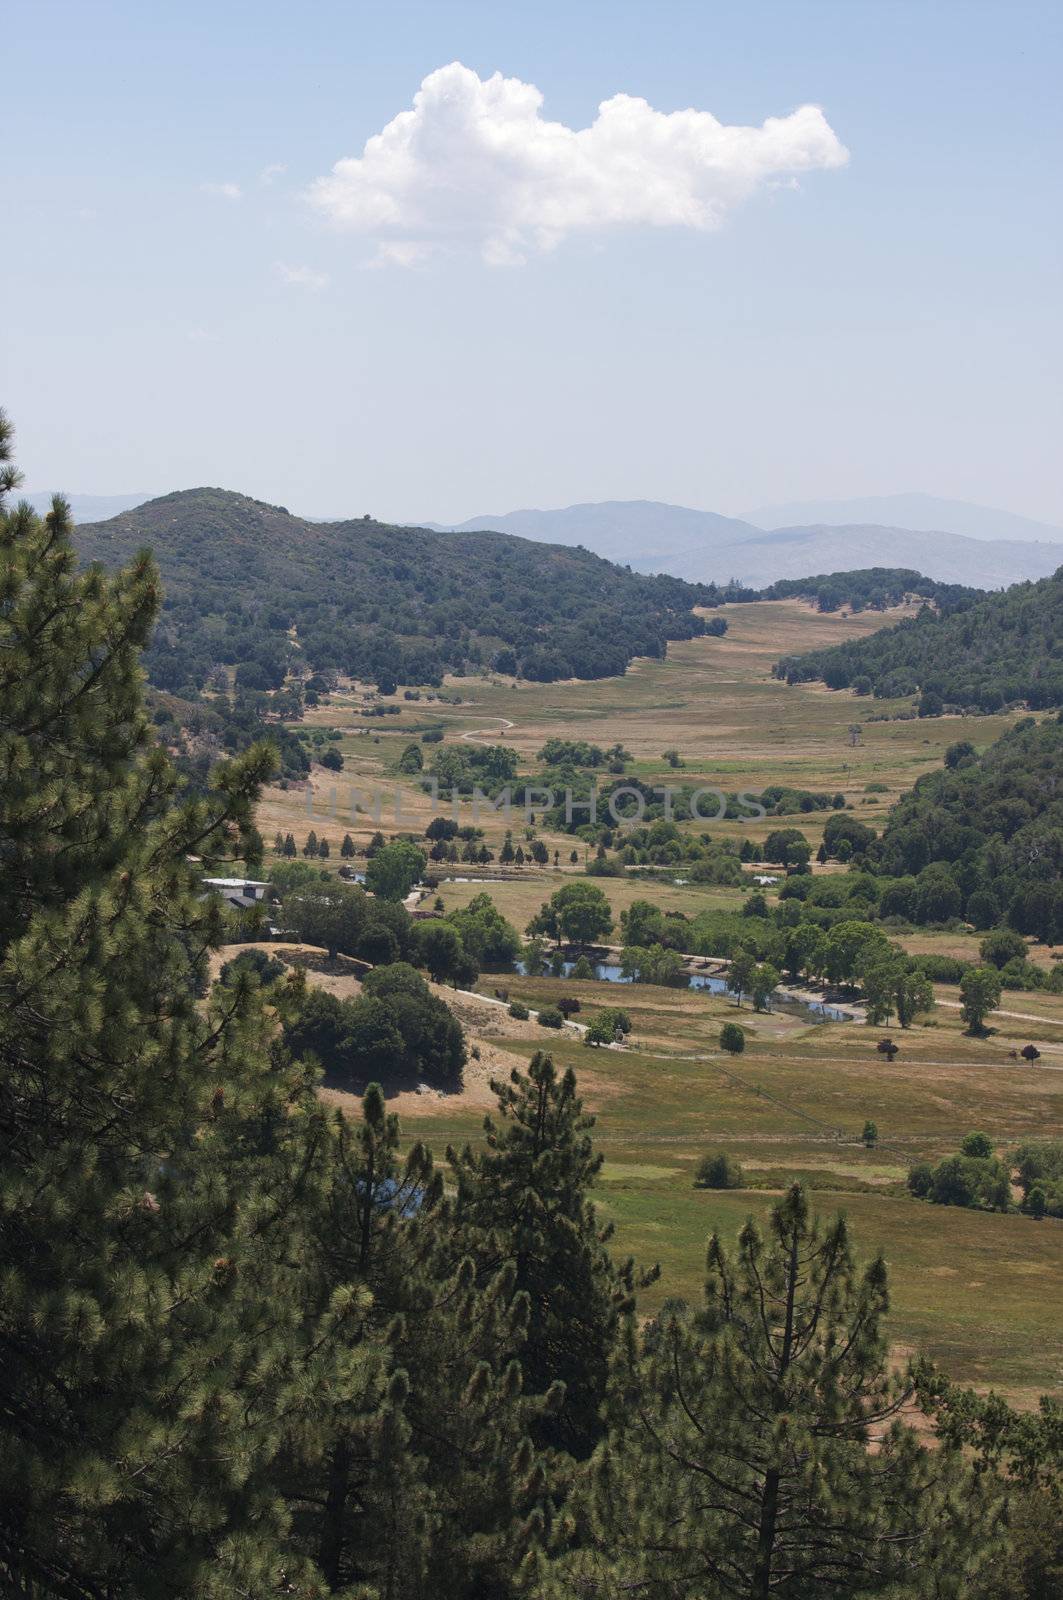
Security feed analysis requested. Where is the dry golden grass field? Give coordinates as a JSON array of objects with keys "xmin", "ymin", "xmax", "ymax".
[{"xmin": 256, "ymin": 598, "xmax": 1023, "ymax": 858}]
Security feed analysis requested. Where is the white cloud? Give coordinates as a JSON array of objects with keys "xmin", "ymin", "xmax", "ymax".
[
  {"xmin": 259, "ymin": 162, "xmax": 288, "ymax": 186},
  {"xmin": 201, "ymin": 180, "xmax": 242, "ymax": 201},
  {"xmin": 308, "ymin": 62, "xmax": 848, "ymax": 265},
  {"xmin": 276, "ymin": 261, "xmax": 330, "ymax": 292}
]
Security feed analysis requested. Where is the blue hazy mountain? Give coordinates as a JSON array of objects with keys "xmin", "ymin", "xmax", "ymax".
[
  {"xmin": 742, "ymin": 492, "xmax": 1063, "ymax": 545},
  {"xmin": 430, "ymin": 498, "xmax": 1061, "ymax": 588}
]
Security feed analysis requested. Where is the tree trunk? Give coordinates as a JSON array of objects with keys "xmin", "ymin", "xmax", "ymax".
[
  {"xmin": 319, "ymin": 1437, "xmax": 351, "ymax": 1590},
  {"xmin": 751, "ymin": 1467, "xmax": 781, "ymax": 1600}
]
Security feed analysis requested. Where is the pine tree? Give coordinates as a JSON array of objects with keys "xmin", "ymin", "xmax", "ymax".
[
  {"xmin": 450, "ymin": 1054, "xmax": 649, "ymax": 1458},
  {"xmin": 341, "ymin": 832, "xmax": 355, "ymax": 858},
  {"xmin": 558, "ymin": 1184, "xmax": 997, "ymax": 1597},
  {"xmin": 284, "ymin": 830, "xmax": 297, "ymax": 856},
  {"xmin": 304, "ymin": 828, "xmax": 319, "ymax": 857},
  {"xmin": 288, "ymin": 1084, "xmax": 557, "ymax": 1597},
  {"xmin": 0, "ymin": 421, "xmax": 377, "ymax": 1595}
]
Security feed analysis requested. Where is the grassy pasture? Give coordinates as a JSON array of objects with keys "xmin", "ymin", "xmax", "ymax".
[
  {"xmin": 254, "ymin": 597, "xmax": 1063, "ymax": 1400},
  {"xmin": 392, "ymin": 981, "xmax": 1063, "ymax": 1399},
  {"xmin": 256, "ymin": 598, "xmax": 1023, "ymax": 857}
]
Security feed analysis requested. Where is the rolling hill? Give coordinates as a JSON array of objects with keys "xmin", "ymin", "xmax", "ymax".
[{"xmin": 72, "ymin": 488, "xmax": 721, "ymax": 694}]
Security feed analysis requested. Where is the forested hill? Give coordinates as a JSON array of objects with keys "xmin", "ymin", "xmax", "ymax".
[
  {"xmin": 773, "ymin": 567, "xmax": 1063, "ymax": 713},
  {"xmin": 73, "ymin": 488, "xmax": 721, "ymax": 692},
  {"xmin": 761, "ymin": 567, "xmax": 981, "ymax": 615},
  {"xmin": 869, "ymin": 716, "xmax": 1063, "ymax": 939}
]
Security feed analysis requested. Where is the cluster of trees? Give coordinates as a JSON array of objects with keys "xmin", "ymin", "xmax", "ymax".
[
  {"xmin": 619, "ymin": 942, "xmax": 689, "ymax": 986},
  {"xmin": 762, "ymin": 566, "xmax": 981, "ymax": 616},
  {"xmin": 273, "ymin": 869, "xmax": 523, "ymax": 991},
  {"xmin": 612, "ymin": 894, "xmax": 940, "ymax": 1023},
  {"xmin": 528, "ymin": 882, "xmax": 614, "ymax": 946},
  {"xmin": 426, "ymin": 741, "xmax": 520, "ymax": 793},
  {"xmin": 1, "ymin": 454, "xmax": 1059, "ymax": 1598},
  {"xmin": 765, "ymin": 729, "xmax": 1063, "ymax": 996},
  {"xmin": 725, "ymin": 949, "xmax": 783, "ymax": 1011},
  {"xmin": 538, "ymin": 774, "xmax": 766, "ymax": 841},
  {"xmin": 281, "ymin": 877, "xmax": 417, "ymax": 963},
  {"xmin": 757, "ymin": 826, "xmax": 814, "ymax": 868},
  {"xmin": 150, "ymin": 680, "xmax": 313, "ymax": 790},
  {"xmin": 444, "ymin": 890, "xmax": 523, "ymax": 969},
  {"xmin": 908, "ymin": 1133, "xmax": 1014, "ymax": 1214},
  {"xmin": 774, "ymin": 567, "xmax": 1063, "ymax": 712},
  {"xmin": 282, "ymin": 963, "xmax": 465, "ymax": 1087},
  {"xmin": 760, "ymin": 783, "xmax": 846, "ymax": 816},
  {"xmin": 75, "ymin": 485, "xmax": 720, "ymax": 696},
  {"xmin": 582, "ymin": 822, "xmax": 745, "ymax": 885},
  {"xmin": 1013, "ymin": 1141, "xmax": 1063, "ymax": 1219},
  {"xmin": 536, "ymin": 737, "xmax": 630, "ymax": 770}
]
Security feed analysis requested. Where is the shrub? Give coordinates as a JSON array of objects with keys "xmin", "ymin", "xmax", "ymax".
[
  {"xmin": 719, "ymin": 1022, "xmax": 745, "ymax": 1055},
  {"xmin": 911, "ymin": 953, "xmax": 972, "ymax": 984},
  {"xmin": 694, "ymin": 1151, "xmax": 744, "ymax": 1190},
  {"xmin": 537, "ymin": 1006, "xmax": 564, "ymax": 1029},
  {"xmin": 980, "ymin": 928, "xmax": 1028, "ymax": 969},
  {"xmin": 907, "ymin": 1162, "xmax": 934, "ymax": 1198},
  {"xmin": 583, "ymin": 1005, "xmax": 632, "ymax": 1047},
  {"xmin": 508, "ymin": 999, "xmax": 529, "ymax": 1020},
  {"xmin": 219, "ymin": 948, "xmax": 288, "ymax": 987}
]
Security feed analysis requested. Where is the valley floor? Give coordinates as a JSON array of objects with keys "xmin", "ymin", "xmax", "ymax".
[{"xmin": 249, "ymin": 597, "xmax": 1063, "ymax": 1405}]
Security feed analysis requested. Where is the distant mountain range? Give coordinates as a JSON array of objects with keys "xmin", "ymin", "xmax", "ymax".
[
  {"xmin": 29, "ymin": 487, "xmax": 1063, "ymax": 591},
  {"xmin": 431, "ymin": 500, "xmax": 1063, "ymax": 590},
  {"xmin": 664, "ymin": 523, "xmax": 1063, "ymax": 591},
  {"xmin": 741, "ymin": 492, "xmax": 1063, "ymax": 545},
  {"xmin": 423, "ymin": 500, "xmax": 758, "ymax": 574}
]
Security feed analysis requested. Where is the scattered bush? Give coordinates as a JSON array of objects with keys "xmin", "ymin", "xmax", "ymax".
[
  {"xmin": 694, "ymin": 1152, "xmax": 744, "ymax": 1190},
  {"xmin": 719, "ymin": 1022, "xmax": 746, "ymax": 1056}
]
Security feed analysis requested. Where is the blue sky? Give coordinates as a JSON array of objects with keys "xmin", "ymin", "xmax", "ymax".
[{"xmin": 4, "ymin": 0, "xmax": 1061, "ymax": 523}]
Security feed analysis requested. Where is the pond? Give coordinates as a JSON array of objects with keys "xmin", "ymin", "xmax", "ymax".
[{"xmin": 518, "ymin": 959, "xmax": 852, "ymax": 1024}]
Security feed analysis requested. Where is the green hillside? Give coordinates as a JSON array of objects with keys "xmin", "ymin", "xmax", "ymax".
[
  {"xmin": 773, "ymin": 567, "xmax": 1063, "ymax": 712},
  {"xmin": 761, "ymin": 566, "xmax": 981, "ymax": 614},
  {"xmin": 73, "ymin": 488, "xmax": 721, "ymax": 692},
  {"xmin": 869, "ymin": 714, "xmax": 1063, "ymax": 940}
]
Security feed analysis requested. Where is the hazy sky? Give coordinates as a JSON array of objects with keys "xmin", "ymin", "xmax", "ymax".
[{"xmin": 5, "ymin": 0, "xmax": 1061, "ymax": 524}]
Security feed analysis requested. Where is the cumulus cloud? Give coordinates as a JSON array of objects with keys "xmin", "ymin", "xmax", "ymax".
[
  {"xmin": 276, "ymin": 262, "xmax": 331, "ymax": 291},
  {"xmin": 308, "ymin": 62, "xmax": 848, "ymax": 264},
  {"xmin": 201, "ymin": 180, "xmax": 242, "ymax": 201}
]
